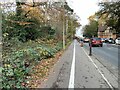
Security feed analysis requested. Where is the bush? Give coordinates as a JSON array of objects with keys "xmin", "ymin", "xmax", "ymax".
[
  {"xmin": 2, "ymin": 48, "xmax": 40, "ymax": 88},
  {"xmin": 55, "ymin": 41, "xmax": 63, "ymax": 51},
  {"xmin": 2, "ymin": 43, "xmax": 61, "ymax": 88}
]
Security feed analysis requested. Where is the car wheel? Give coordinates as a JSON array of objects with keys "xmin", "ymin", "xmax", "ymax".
[{"xmin": 100, "ymin": 44, "xmax": 103, "ymax": 47}]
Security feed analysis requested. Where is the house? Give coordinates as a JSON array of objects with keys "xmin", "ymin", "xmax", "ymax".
[{"xmin": 98, "ymin": 25, "xmax": 117, "ymax": 39}]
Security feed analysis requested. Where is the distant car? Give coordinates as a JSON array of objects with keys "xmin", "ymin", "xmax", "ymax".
[
  {"xmin": 83, "ymin": 38, "xmax": 90, "ymax": 43},
  {"xmin": 105, "ymin": 38, "xmax": 109, "ymax": 43},
  {"xmin": 101, "ymin": 38, "xmax": 106, "ymax": 42},
  {"xmin": 91, "ymin": 37, "xmax": 103, "ymax": 47},
  {"xmin": 108, "ymin": 38, "xmax": 115, "ymax": 44},
  {"xmin": 115, "ymin": 37, "xmax": 120, "ymax": 45}
]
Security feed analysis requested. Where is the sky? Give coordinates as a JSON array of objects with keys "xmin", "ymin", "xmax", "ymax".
[{"xmin": 66, "ymin": 0, "xmax": 102, "ymax": 37}]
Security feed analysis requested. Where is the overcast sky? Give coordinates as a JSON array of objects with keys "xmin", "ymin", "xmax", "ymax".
[
  {"xmin": 66, "ymin": 0, "xmax": 102, "ymax": 37},
  {"xmin": 67, "ymin": 0, "xmax": 101, "ymax": 25}
]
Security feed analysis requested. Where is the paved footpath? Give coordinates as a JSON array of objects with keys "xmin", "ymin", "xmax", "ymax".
[{"xmin": 41, "ymin": 40, "xmax": 118, "ymax": 89}]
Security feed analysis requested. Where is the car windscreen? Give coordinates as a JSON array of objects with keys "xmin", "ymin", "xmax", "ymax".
[
  {"xmin": 109, "ymin": 38, "xmax": 113, "ymax": 40},
  {"xmin": 93, "ymin": 38, "xmax": 101, "ymax": 40}
]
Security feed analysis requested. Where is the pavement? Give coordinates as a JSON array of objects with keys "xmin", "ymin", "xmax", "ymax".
[{"xmin": 40, "ymin": 40, "xmax": 118, "ymax": 89}]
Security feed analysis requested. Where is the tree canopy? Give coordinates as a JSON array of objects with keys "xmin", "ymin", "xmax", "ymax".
[
  {"xmin": 83, "ymin": 19, "xmax": 98, "ymax": 38},
  {"xmin": 98, "ymin": 1, "xmax": 120, "ymax": 34}
]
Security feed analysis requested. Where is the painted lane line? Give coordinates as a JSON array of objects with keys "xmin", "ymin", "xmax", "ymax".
[
  {"xmin": 82, "ymin": 48, "xmax": 114, "ymax": 90},
  {"xmin": 68, "ymin": 41, "xmax": 76, "ymax": 89}
]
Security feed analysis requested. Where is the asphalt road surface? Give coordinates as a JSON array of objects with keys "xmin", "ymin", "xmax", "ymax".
[
  {"xmin": 83, "ymin": 42, "xmax": 119, "ymax": 78},
  {"xmin": 41, "ymin": 40, "xmax": 118, "ymax": 89}
]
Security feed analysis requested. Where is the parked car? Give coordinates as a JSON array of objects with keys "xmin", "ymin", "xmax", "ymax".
[
  {"xmin": 91, "ymin": 37, "xmax": 103, "ymax": 47},
  {"xmin": 115, "ymin": 37, "xmax": 120, "ymax": 45},
  {"xmin": 101, "ymin": 38, "xmax": 106, "ymax": 42},
  {"xmin": 108, "ymin": 38, "xmax": 115, "ymax": 44},
  {"xmin": 105, "ymin": 38, "xmax": 109, "ymax": 43}
]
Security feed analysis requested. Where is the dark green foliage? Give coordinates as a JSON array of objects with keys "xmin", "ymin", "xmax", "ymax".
[
  {"xmin": 2, "ymin": 42, "xmax": 62, "ymax": 88},
  {"xmin": 64, "ymin": 2, "xmax": 73, "ymax": 13},
  {"xmin": 83, "ymin": 20, "xmax": 98, "ymax": 38},
  {"xmin": 54, "ymin": 41, "xmax": 63, "ymax": 51},
  {"xmin": 39, "ymin": 26, "xmax": 55, "ymax": 39},
  {"xmin": 2, "ymin": 13, "xmax": 56, "ymax": 42}
]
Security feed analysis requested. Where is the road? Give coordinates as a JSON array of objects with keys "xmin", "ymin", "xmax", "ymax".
[
  {"xmin": 83, "ymin": 42, "xmax": 119, "ymax": 78},
  {"xmin": 41, "ymin": 40, "xmax": 118, "ymax": 89}
]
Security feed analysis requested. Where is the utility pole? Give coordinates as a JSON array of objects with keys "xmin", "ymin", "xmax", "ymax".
[
  {"xmin": 62, "ymin": 10, "xmax": 65, "ymax": 49},
  {"xmin": 71, "ymin": 18, "xmax": 73, "ymax": 40},
  {"xmin": 62, "ymin": 2, "xmax": 65, "ymax": 49},
  {"xmin": 66, "ymin": 18, "xmax": 68, "ymax": 36}
]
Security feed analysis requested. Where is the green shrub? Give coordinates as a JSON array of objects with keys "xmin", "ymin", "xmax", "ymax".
[
  {"xmin": 2, "ymin": 43, "xmax": 61, "ymax": 88},
  {"xmin": 2, "ymin": 48, "xmax": 39, "ymax": 88},
  {"xmin": 55, "ymin": 41, "xmax": 63, "ymax": 51}
]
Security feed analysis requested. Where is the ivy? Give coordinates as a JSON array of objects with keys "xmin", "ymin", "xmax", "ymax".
[{"xmin": 2, "ymin": 42, "xmax": 62, "ymax": 88}]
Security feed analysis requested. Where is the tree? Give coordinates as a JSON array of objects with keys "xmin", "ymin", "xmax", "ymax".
[
  {"xmin": 83, "ymin": 20, "xmax": 98, "ymax": 38},
  {"xmin": 98, "ymin": 1, "xmax": 120, "ymax": 35}
]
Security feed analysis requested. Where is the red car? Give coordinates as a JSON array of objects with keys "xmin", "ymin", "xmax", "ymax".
[{"xmin": 91, "ymin": 38, "xmax": 103, "ymax": 47}]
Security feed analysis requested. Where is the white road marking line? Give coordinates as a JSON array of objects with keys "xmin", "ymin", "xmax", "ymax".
[
  {"xmin": 82, "ymin": 47, "xmax": 114, "ymax": 90},
  {"xmin": 68, "ymin": 41, "xmax": 75, "ymax": 89}
]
